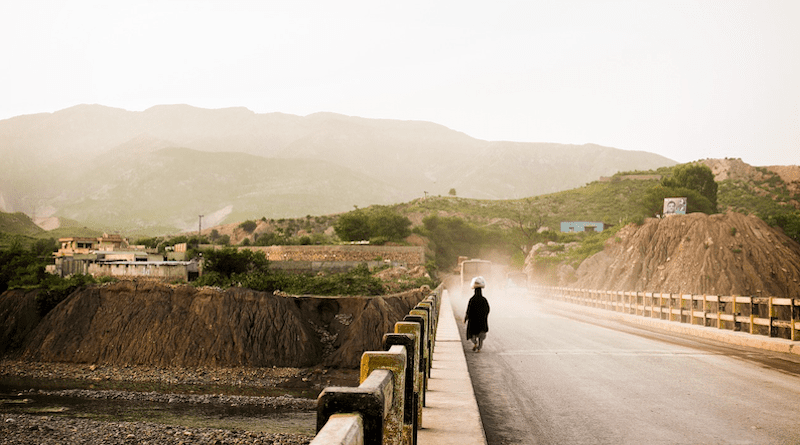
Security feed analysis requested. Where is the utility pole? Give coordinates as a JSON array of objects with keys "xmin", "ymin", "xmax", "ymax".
[{"xmin": 198, "ymin": 215, "xmax": 204, "ymax": 246}]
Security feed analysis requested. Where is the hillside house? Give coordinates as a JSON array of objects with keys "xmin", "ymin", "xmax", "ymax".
[
  {"xmin": 560, "ymin": 221, "xmax": 605, "ymax": 233},
  {"xmin": 50, "ymin": 233, "xmax": 197, "ymax": 282}
]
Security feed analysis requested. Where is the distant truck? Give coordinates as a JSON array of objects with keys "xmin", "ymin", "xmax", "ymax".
[
  {"xmin": 504, "ymin": 271, "xmax": 528, "ymax": 297},
  {"xmin": 459, "ymin": 259, "xmax": 493, "ymax": 294}
]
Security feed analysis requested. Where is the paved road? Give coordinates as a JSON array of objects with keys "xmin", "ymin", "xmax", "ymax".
[{"xmin": 450, "ymin": 289, "xmax": 800, "ymax": 445}]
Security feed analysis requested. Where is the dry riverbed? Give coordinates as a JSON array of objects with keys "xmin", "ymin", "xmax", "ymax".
[{"xmin": 0, "ymin": 360, "xmax": 359, "ymax": 445}]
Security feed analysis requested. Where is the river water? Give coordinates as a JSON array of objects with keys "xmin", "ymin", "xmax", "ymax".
[{"xmin": 0, "ymin": 384, "xmax": 316, "ymax": 435}]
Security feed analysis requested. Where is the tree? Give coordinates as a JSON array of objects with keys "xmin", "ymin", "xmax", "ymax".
[
  {"xmin": 661, "ymin": 164, "xmax": 718, "ymax": 212},
  {"xmin": 640, "ymin": 185, "xmax": 716, "ymax": 217},
  {"xmin": 764, "ymin": 211, "xmax": 800, "ymax": 245},
  {"xmin": 255, "ymin": 231, "xmax": 286, "ymax": 246},
  {"xmin": 239, "ymin": 220, "xmax": 257, "ymax": 233},
  {"xmin": 334, "ymin": 209, "xmax": 372, "ymax": 241},
  {"xmin": 419, "ymin": 215, "xmax": 489, "ymax": 271},
  {"xmin": 135, "ymin": 237, "xmax": 163, "ymax": 249},
  {"xmin": 201, "ymin": 247, "xmax": 269, "ymax": 277},
  {"xmin": 334, "ymin": 207, "xmax": 412, "ymax": 242},
  {"xmin": 30, "ymin": 238, "xmax": 57, "ymax": 258},
  {"xmin": 368, "ymin": 207, "xmax": 412, "ymax": 241},
  {"xmin": 448, "ymin": 188, "xmax": 457, "ymax": 196},
  {"xmin": 0, "ymin": 245, "xmax": 41, "ymax": 293}
]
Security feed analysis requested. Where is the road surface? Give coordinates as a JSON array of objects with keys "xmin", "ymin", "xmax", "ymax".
[{"xmin": 450, "ymin": 288, "xmax": 800, "ymax": 445}]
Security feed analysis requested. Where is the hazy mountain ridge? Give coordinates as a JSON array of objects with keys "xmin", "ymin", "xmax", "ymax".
[
  {"xmin": 1, "ymin": 104, "xmax": 677, "ymax": 235},
  {"xmin": 53, "ymin": 147, "xmax": 404, "ymax": 233}
]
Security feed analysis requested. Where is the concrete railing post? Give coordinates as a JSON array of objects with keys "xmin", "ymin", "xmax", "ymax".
[
  {"xmin": 310, "ymin": 414, "xmax": 365, "ymax": 445},
  {"xmin": 360, "ymin": 346, "xmax": 407, "ymax": 445},
  {"xmin": 404, "ymin": 313, "xmax": 428, "ymax": 407},
  {"xmin": 409, "ymin": 307, "xmax": 432, "ymax": 378},
  {"xmin": 383, "ymin": 333, "xmax": 418, "ymax": 445},
  {"xmin": 417, "ymin": 300, "xmax": 436, "ymax": 353},
  {"xmin": 395, "ymin": 320, "xmax": 423, "ymax": 429},
  {"xmin": 313, "ymin": 288, "xmax": 442, "ymax": 445},
  {"xmin": 317, "ymin": 369, "xmax": 394, "ymax": 445}
]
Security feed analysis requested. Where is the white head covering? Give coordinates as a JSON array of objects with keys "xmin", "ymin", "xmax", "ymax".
[{"xmin": 470, "ymin": 276, "xmax": 486, "ymax": 289}]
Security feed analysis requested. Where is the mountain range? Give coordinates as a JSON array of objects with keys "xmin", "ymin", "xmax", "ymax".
[{"xmin": 1, "ymin": 104, "xmax": 677, "ymax": 236}]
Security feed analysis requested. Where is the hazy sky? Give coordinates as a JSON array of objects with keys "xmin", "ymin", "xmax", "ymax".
[{"xmin": 2, "ymin": 0, "xmax": 798, "ymax": 166}]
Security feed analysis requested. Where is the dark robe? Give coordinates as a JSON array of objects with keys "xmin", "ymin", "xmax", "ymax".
[{"xmin": 465, "ymin": 288, "xmax": 490, "ymax": 338}]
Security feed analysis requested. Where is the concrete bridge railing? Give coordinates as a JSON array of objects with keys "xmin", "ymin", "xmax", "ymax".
[
  {"xmin": 532, "ymin": 286, "xmax": 800, "ymax": 342},
  {"xmin": 312, "ymin": 285, "xmax": 442, "ymax": 445}
]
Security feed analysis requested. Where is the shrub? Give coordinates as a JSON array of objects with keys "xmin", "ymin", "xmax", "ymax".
[
  {"xmin": 35, "ymin": 274, "xmax": 96, "ymax": 316},
  {"xmin": 334, "ymin": 207, "xmax": 412, "ymax": 242},
  {"xmin": 201, "ymin": 247, "xmax": 269, "ymax": 277},
  {"xmin": 239, "ymin": 220, "xmax": 258, "ymax": 233},
  {"xmin": 334, "ymin": 210, "xmax": 371, "ymax": 241}
]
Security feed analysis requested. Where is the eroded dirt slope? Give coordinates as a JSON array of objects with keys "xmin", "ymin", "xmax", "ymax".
[
  {"xmin": 571, "ymin": 211, "xmax": 800, "ymax": 297},
  {"xmin": 1, "ymin": 280, "xmax": 425, "ymax": 369}
]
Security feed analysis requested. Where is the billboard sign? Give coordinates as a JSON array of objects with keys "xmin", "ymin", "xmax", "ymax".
[{"xmin": 663, "ymin": 197, "xmax": 687, "ymax": 215}]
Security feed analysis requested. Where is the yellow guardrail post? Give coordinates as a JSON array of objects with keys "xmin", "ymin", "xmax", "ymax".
[
  {"xmin": 361, "ymin": 346, "xmax": 407, "ymax": 445},
  {"xmin": 317, "ymin": 369, "xmax": 393, "ymax": 445},
  {"xmin": 383, "ymin": 332, "xmax": 417, "ymax": 445},
  {"xmin": 395, "ymin": 320, "xmax": 423, "ymax": 430},
  {"xmin": 310, "ymin": 414, "xmax": 365, "ymax": 445},
  {"xmin": 405, "ymin": 310, "xmax": 430, "ymax": 403}
]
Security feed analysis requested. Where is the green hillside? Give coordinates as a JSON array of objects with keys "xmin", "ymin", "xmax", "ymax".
[
  {"xmin": 3, "ymin": 161, "xmax": 797, "ymax": 277},
  {"xmin": 398, "ymin": 172, "xmax": 665, "ymax": 230},
  {"xmin": 392, "ymin": 162, "xmax": 799, "ymax": 274},
  {"xmin": 0, "ymin": 212, "xmax": 44, "ymax": 236}
]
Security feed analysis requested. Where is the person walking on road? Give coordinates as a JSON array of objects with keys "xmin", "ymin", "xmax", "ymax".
[{"xmin": 465, "ymin": 276, "xmax": 490, "ymax": 352}]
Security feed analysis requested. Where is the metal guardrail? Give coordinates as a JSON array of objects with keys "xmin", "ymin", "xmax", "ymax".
[
  {"xmin": 532, "ymin": 286, "xmax": 800, "ymax": 341},
  {"xmin": 312, "ymin": 286, "xmax": 442, "ymax": 445}
]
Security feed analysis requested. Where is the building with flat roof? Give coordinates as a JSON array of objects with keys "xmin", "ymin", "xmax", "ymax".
[{"xmin": 560, "ymin": 221, "xmax": 604, "ymax": 233}]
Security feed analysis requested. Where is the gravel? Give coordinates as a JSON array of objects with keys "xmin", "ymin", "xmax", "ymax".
[
  {"xmin": 0, "ymin": 360, "xmax": 359, "ymax": 445},
  {"xmin": 1, "ymin": 414, "xmax": 312, "ymax": 444}
]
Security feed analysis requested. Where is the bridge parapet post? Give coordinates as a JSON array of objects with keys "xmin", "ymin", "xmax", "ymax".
[
  {"xmin": 395, "ymin": 320, "xmax": 423, "ymax": 430},
  {"xmin": 404, "ymin": 312, "xmax": 429, "ymax": 409},
  {"xmin": 359, "ymin": 346, "xmax": 407, "ymax": 445},
  {"xmin": 316, "ymin": 369, "xmax": 394, "ymax": 445},
  {"xmin": 313, "ymin": 285, "xmax": 442, "ymax": 445},
  {"xmin": 311, "ymin": 414, "xmax": 364, "ymax": 445},
  {"xmin": 383, "ymin": 333, "xmax": 418, "ymax": 445}
]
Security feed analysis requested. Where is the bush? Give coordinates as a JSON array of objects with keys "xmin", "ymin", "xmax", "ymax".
[
  {"xmin": 640, "ymin": 185, "xmax": 716, "ymax": 217},
  {"xmin": 35, "ymin": 274, "xmax": 96, "ymax": 316},
  {"xmin": 287, "ymin": 264, "xmax": 384, "ymax": 296},
  {"xmin": 661, "ymin": 163, "xmax": 718, "ymax": 211},
  {"xmin": 239, "ymin": 220, "xmax": 258, "ymax": 233},
  {"xmin": 418, "ymin": 215, "xmax": 491, "ymax": 271},
  {"xmin": 0, "ymin": 245, "xmax": 47, "ymax": 293},
  {"xmin": 201, "ymin": 247, "xmax": 269, "ymax": 277},
  {"xmin": 195, "ymin": 262, "xmax": 387, "ymax": 296},
  {"xmin": 334, "ymin": 210, "xmax": 372, "ymax": 241},
  {"xmin": 764, "ymin": 211, "xmax": 800, "ymax": 245},
  {"xmin": 334, "ymin": 207, "xmax": 411, "ymax": 242}
]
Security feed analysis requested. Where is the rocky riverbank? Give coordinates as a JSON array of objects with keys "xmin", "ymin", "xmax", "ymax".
[
  {"xmin": 0, "ymin": 360, "xmax": 359, "ymax": 445},
  {"xmin": 1, "ymin": 414, "xmax": 312, "ymax": 445}
]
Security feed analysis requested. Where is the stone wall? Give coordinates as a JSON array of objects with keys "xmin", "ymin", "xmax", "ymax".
[
  {"xmin": 88, "ymin": 262, "xmax": 197, "ymax": 282},
  {"xmin": 209, "ymin": 245, "xmax": 426, "ymax": 268}
]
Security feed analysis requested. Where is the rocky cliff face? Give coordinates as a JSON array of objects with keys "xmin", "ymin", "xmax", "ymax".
[
  {"xmin": 0, "ymin": 289, "xmax": 42, "ymax": 356},
  {"xmin": 569, "ymin": 211, "xmax": 800, "ymax": 298},
  {"xmin": 1, "ymin": 281, "xmax": 425, "ymax": 369}
]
